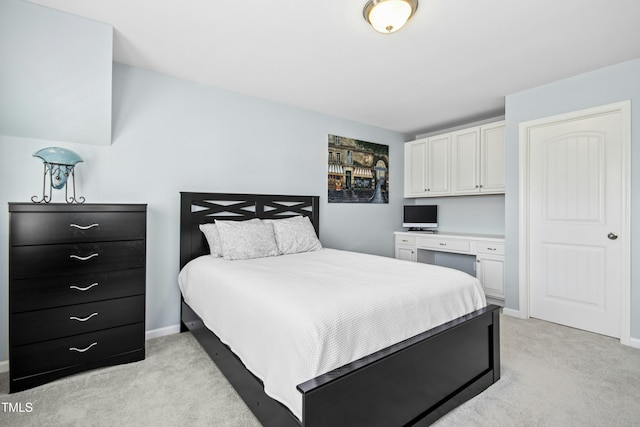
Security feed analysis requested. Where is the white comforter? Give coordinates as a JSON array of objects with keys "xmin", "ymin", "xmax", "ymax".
[{"xmin": 178, "ymin": 248, "xmax": 486, "ymax": 421}]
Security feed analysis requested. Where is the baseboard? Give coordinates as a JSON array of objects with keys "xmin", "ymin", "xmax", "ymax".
[
  {"xmin": 0, "ymin": 360, "xmax": 8, "ymax": 374},
  {"xmin": 499, "ymin": 310, "xmax": 640, "ymax": 348},
  {"xmin": 502, "ymin": 307, "xmax": 524, "ymax": 319},
  {"xmin": 486, "ymin": 296, "xmax": 505, "ymax": 307},
  {"xmin": 629, "ymin": 337, "xmax": 640, "ymax": 349},
  {"xmin": 145, "ymin": 324, "xmax": 181, "ymax": 340}
]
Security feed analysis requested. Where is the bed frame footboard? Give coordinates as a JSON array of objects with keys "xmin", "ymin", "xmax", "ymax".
[
  {"xmin": 298, "ymin": 305, "xmax": 500, "ymax": 427},
  {"xmin": 182, "ymin": 300, "xmax": 500, "ymax": 427}
]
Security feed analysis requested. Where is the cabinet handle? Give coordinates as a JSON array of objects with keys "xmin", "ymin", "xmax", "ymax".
[
  {"xmin": 439, "ymin": 243, "xmax": 447, "ymax": 246},
  {"xmin": 70, "ymin": 312, "xmax": 98, "ymax": 322},
  {"xmin": 69, "ymin": 283, "xmax": 99, "ymax": 292},
  {"xmin": 70, "ymin": 223, "xmax": 99, "ymax": 230},
  {"xmin": 70, "ymin": 253, "xmax": 99, "ymax": 261},
  {"xmin": 487, "ymin": 247, "xmax": 496, "ymax": 251},
  {"xmin": 69, "ymin": 342, "xmax": 98, "ymax": 353}
]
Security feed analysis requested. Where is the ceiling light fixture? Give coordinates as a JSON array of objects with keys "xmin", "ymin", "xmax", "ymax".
[{"xmin": 363, "ymin": 0, "xmax": 418, "ymax": 34}]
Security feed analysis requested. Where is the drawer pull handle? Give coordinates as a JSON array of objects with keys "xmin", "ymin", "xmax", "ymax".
[
  {"xmin": 69, "ymin": 283, "xmax": 99, "ymax": 292},
  {"xmin": 487, "ymin": 247, "xmax": 497, "ymax": 251},
  {"xmin": 69, "ymin": 342, "xmax": 98, "ymax": 353},
  {"xmin": 70, "ymin": 312, "xmax": 98, "ymax": 322},
  {"xmin": 70, "ymin": 253, "xmax": 99, "ymax": 261},
  {"xmin": 70, "ymin": 223, "xmax": 99, "ymax": 230},
  {"xmin": 439, "ymin": 243, "xmax": 447, "ymax": 246}
]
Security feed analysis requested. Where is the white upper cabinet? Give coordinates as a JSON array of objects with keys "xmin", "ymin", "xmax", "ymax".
[
  {"xmin": 451, "ymin": 127, "xmax": 481, "ymax": 194},
  {"xmin": 404, "ymin": 134, "xmax": 451, "ymax": 197},
  {"xmin": 479, "ymin": 122, "xmax": 506, "ymax": 194},
  {"xmin": 426, "ymin": 134, "xmax": 451, "ymax": 195},
  {"xmin": 452, "ymin": 121, "xmax": 505, "ymax": 195},
  {"xmin": 405, "ymin": 121, "xmax": 505, "ymax": 198},
  {"xmin": 405, "ymin": 139, "xmax": 428, "ymax": 197}
]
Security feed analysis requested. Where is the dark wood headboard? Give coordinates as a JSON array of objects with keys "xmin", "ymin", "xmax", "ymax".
[{"xmin": 179, "ymin": 192, "xmax": 320, "ymax": 269}]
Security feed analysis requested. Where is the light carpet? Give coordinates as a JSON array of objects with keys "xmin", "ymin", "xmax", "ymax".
[{"xmin": 1, "ymin": 314, "xmax": 639, "ymax": 426}]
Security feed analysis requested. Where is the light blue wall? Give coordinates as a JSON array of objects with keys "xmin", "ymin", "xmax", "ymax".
[
  {"xmin": 0, "ymin": 63, "xmax": 409, "ymax": 362},
  {"xmin": 414, "ymin": 195, "xmax": 505, "ymax": 235},
  {"xmin": 504, "ymin": 58, "xmax": 640, "ymax": 339},
  {"xmin": 0, "ymin": 0, "xmax": 112, "ymax": 145}
]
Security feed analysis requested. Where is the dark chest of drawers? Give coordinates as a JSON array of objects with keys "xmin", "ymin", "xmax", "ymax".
[{"xmin": 8, "ymin": 203, "xmax": 147, "ymax": 393}]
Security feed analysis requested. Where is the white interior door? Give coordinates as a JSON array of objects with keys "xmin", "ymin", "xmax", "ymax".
[{"xmin": 524, "ymin": 102, "xmax": 629, "ymax": 338}]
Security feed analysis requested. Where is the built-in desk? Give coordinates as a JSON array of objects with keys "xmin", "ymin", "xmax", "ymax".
[{"xmin": 394, "ymin": 231, "xmax": 505, "ymax": 301}]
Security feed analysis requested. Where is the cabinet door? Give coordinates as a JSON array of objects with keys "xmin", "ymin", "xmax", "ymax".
[
  {"xmin": 451, "ymin": 127, "xmax": 480, "ymax": 194},
  {"xmin": 477, "ymin": 255, "xmax": 504, "ymax": 299},
  {"xmin": 395, "ymin": 245, "xmax": 417, "ymax": 262},
  {"xmin": 404, "ymin": 139, "xmax": 428, "ymax": 197},
  {"xmin": 426, "ymin": 134, "xmax": 451, "ymax": 196},
  {"xmin": 480, "ymin": 122, "xmax": 505, "ymax": 193}
]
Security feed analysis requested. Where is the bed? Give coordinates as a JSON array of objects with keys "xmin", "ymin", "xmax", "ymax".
[{"xmin": 179, "ymin": 192, "xmax": 501, "ymax": 427}]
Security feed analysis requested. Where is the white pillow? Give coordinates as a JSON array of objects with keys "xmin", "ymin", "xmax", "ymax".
[
  {"xmin": 215, "ymin": 219, "xmax": 279, "ymax": 260},
  {"xmin": 199, "ymin": 223, "xmax": 223, "ymax": 257},
  {"xmin": 270, "ymin": 216, "xmax": 322, "ymax": 255}
]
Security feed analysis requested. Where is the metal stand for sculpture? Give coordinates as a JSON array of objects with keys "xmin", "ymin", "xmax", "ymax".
[{"xmin": 31, "ymin": 147, "xmax": 85, "ymax": 204}]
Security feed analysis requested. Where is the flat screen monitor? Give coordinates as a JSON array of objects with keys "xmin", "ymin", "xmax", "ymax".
[{"xmin": 403, "ymin": 205, "xmax": 438, "ymax": 231}]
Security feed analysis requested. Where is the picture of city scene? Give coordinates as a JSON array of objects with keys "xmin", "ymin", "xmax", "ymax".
[{"xmin": 328, "ymin": 134, "xmax": 389, "ymax": 203}]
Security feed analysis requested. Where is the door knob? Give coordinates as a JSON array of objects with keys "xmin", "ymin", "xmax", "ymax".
[{"xmin": 608, "ymin": 232, "xmax": 618, "ymax": 240}]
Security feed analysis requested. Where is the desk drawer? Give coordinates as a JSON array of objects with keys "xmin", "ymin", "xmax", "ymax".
[
  {"xmin": 10, "ymin": 211, "xmax": 146, "ymax": 245},
  {"xmin": 418, "ymin": 238, "xmax": 470, "ymax": 253},
  {"xmin": 10, "ymin": 268, "xmax": 145, "ymax": 313},
  {"xmin": 10, "ymin": 240, "xmax": 145, "ymax": 279},
  {"xmin": 10, "ymin": 322, "xmax": 144, "ymax": 380},
  {"xmin": 395, "ymin": 235, "xmax": 416, "ymax": 246},
  {"xmin": 477, "ymin": 242, "xmax": 505, "ymax": 256},
  {"xmin": 10, "ymin": 295, "xmax": 145, "ymax": 346}
]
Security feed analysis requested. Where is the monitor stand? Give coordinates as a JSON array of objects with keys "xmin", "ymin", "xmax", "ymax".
[{"xmin": 407, "ymin": 228, "xmax": 438, "ymax": 233}]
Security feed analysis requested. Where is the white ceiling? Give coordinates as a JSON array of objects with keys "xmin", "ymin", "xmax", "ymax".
[{"xmin": 29, "ymin": 0, "xmax": 640, "ymax": 136}]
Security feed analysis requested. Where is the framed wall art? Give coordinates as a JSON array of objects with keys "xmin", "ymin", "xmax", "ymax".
[{"xmin": 328, "ymin": 134, "xmax": 388, "ymax": 203}]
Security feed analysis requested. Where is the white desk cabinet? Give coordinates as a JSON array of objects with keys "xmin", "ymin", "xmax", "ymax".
[
  {"xmin": 475, "ymin": 241, "xmax": 505, "ymax": 299},
  {"xmin": 395, "ymin": 234, "xmax": 417, "ymax": 262},
  {"xmin": 394, "ymin": 231, "xmax": 505, "ymax": 300}
]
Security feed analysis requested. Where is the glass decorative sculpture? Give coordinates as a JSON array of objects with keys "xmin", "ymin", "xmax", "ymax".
[{"xmin": 32, "ymin": 147, "xmax": 85, "ymax": 204}]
